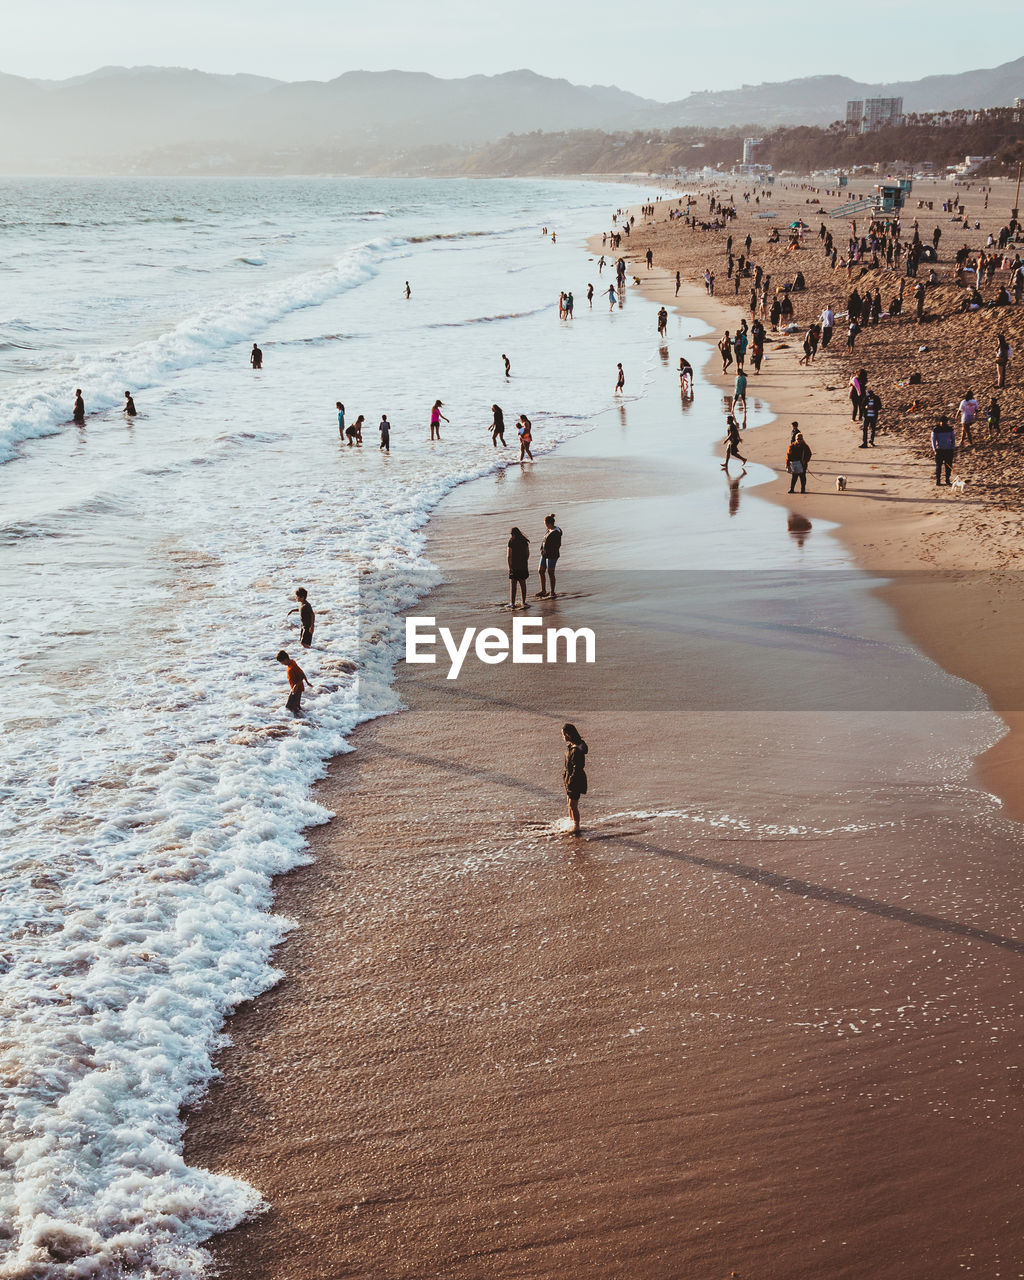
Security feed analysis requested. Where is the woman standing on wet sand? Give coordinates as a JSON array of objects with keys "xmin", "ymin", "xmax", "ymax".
[
  {"xmin": 507, "ymin": 527, "xmax": 530, "ymax": 608},
  {"xmin": 562, "ymin": 723, "xmax": 588, "ymax": 834}
]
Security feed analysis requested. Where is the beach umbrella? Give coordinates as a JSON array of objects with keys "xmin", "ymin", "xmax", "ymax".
[{"xmin": 789, "ymin": 220, "xmax": 810, "ymax": 229}]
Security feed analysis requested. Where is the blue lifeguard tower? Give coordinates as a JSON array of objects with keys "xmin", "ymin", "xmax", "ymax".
[{"xmin": 876, "ymin": 179, "xmax": 913, "ymax": 212}]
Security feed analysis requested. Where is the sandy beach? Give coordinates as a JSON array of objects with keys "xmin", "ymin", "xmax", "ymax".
[{"xmin": 184, "ymin": 183, "xmax": 1024, "ymax": 1278}]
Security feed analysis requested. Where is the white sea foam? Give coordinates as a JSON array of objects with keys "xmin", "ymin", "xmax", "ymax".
[{"xmin": 0, "ymin": 175, "xmax": 656, "ymax": 1277}]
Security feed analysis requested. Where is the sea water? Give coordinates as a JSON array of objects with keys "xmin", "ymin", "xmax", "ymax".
[{"xmin": 0, "ymin": 176, "xmax": 672, "ymax": 1277}]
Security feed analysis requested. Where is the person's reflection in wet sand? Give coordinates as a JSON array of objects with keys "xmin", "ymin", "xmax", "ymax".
[
  {"xmin": 618, "ymin": 404, "xmax": 627, "ymax": 430},
  {"xmin": 659, "ymin": 343, "xmax": 670, "ymax": 366},
  {"xmin": 787, "ymin": 512, "xmax": 812, "ymax": 548},
  {"xmin": 727, "ymin": 472, "xmax": 742, "ymax": 517}
]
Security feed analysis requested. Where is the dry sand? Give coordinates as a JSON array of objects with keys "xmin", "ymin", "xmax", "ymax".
[{"xmin": 184, "ymin": 181, "xmax": 1024, "ymax": 1279}]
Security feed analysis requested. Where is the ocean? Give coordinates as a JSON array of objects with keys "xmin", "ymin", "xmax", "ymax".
[{"xmin": 0, "ymin": 175, "xmax": 678, "ymax": 1277}]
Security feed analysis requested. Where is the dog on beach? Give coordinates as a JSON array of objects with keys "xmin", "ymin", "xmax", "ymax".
[
  {"xmin": 950, "ymin": 475, "xmax": 966, "ymax": 495},
  {"xmin": 835, "ymin": 475, "xmax": 847, "ymax": 492}
]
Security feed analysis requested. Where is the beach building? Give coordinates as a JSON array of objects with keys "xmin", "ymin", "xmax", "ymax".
[
  {"xmin": 950, "ymin": 154, "xmax": 995, "ymax": 176},
  {"xmin": 742, "ymin": 137, "xmax": 763, "ymax": 164}
]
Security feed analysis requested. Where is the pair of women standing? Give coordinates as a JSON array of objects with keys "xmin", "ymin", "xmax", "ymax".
[{"xmin": 506, "ymin": 514, "xmax": 559, "ymax": 607}]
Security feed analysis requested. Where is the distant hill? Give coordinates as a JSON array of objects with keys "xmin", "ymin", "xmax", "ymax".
[
  {"xmin": 646, "ymin": 58, "xmax": 1024, "ymax": 128},
  {"xmin": 0, "ymin": 66, "xmax": 655, "ymax": 172},
  {"xmin": 0, "ymin": 58, "xmax": 1020, "ymax": 174}
]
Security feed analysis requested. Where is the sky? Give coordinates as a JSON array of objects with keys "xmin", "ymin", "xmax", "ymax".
[{"xmin": 5, "ymin": 0, "xmax": 1024, "ymax": 101}]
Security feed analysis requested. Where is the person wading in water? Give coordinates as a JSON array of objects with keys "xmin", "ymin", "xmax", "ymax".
[{"xmin": 561, "ymin": 723, "xmax": 588, "ymax": 834}]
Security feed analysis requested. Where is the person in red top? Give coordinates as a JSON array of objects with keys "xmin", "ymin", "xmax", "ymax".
[{"xmin": 276, "ymin": 650, "xmax": 308, "ymax": 714}]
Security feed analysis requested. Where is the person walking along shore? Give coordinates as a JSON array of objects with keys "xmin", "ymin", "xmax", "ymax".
[{"xmin": 722, "ymin": 415, "xmax": 747, "ymax": 473}]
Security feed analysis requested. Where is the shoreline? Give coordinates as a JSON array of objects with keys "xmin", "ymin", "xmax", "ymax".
[{"xmin": 605, "ymin": 197, "xmax": 1024, "ymax": 820}]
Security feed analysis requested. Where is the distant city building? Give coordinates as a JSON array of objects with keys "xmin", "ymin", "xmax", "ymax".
[
  {"xmin": 742, "ymin": 136, "xmax": 763, "ymax": 164},
  {"xmin": 951, "ymin": 154, "xmax": 994, "ymax": 176},
  {"xmin": 864, "ymin": 97, "xmax": 903, "ymax": 130},
  {"xmin": 846, "ymin": 97, "xmax": 903, "ymax": 133},
  {"xmin": 1014, "ymin": 97, "xmax": 1024, "ymax": 123},
  {"xmin": 733, "ymin": 162, "xmax": 773, "ymax": 180}
]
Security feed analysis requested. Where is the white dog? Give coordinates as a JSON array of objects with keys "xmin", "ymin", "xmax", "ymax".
[
  {"xmin": 835, "ymin": 475, "xmax": 847, "ymax": 492},
  {"xmin": 950, "ymin": 475, "xmax": 966, "ymax": 495}
]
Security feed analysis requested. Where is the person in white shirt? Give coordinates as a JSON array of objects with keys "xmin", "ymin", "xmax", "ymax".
[
  {"xmin": 820, "ymin": 306, "xmax": 835, "ymax": 349},
  {"xmin": 958, "ymin": 392, "xmax": 979, "ymax": 447}
]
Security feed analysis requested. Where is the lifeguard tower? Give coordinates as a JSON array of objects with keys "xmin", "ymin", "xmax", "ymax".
[
  {"xmin": 830, "ymin": 178, "xmax": 912, "ymax": 218},
  {"xmin": 875, "ymin": 179, "xmax": 912, "ymax": 212}
]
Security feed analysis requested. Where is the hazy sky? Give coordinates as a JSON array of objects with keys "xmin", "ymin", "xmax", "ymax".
[{"xmin": 6, "ymin": 0, "xmax": 1024, "ymax": 101}]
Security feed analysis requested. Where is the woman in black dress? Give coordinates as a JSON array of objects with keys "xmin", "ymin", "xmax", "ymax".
[
  {"xmin": 562, "ymin": 723, "xmax": 588, "ymax": 834},
  {"xmin": 507, "ymin": 527, "xmax": 529, "ymax": 608}
]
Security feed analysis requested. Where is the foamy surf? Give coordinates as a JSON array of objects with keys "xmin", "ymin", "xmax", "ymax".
[
  {"xmin": 0, "ymin": 237, "xmax": 399, "ymax": 465},
  {"xmin": 0, "ymin": 174, "xmax": 655, "ymax": 1276}
]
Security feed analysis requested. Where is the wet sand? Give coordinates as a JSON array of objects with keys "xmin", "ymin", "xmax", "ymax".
[
  {"xmin": 616, "ymin": 179, "xmax": 1024, "ymax": 817},
  {"xmin": 184, "ymin": 233, "xmax": 1024, "ymax": 1278}
]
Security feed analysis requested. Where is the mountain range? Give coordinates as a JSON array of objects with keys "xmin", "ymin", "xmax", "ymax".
[{"xmin": 0, "ymin": 57, "xmax": 1021, "ymax": 174}]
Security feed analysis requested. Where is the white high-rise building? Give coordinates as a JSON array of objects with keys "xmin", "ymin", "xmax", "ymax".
[{"xmin": 846, "ymin": 97, "xmax": 903, "ymax": 133}]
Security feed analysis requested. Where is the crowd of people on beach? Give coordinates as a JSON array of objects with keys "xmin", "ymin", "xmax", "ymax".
[{"xmin": 633, "ymin": 176, "xmax": 1023, "ymax": 497}]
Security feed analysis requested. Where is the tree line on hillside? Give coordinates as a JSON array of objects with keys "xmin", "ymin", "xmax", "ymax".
[
  {"xmin": 98, "ymin": 112, "xmax": 1024, "ymax": 179},
  {"xmin": 457, "ymin": 113, "xmax": 1024, "ymax": 177}
]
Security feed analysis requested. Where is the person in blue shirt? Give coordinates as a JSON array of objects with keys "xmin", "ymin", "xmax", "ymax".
[{"xmin": 931, "ymin": 416, "xmax": 957, "ymax": 485}]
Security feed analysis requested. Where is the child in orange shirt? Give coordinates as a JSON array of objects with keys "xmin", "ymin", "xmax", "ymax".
[{"xmin": 276, "ymin": 650, "xmax": 308, "ymax": 715}]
